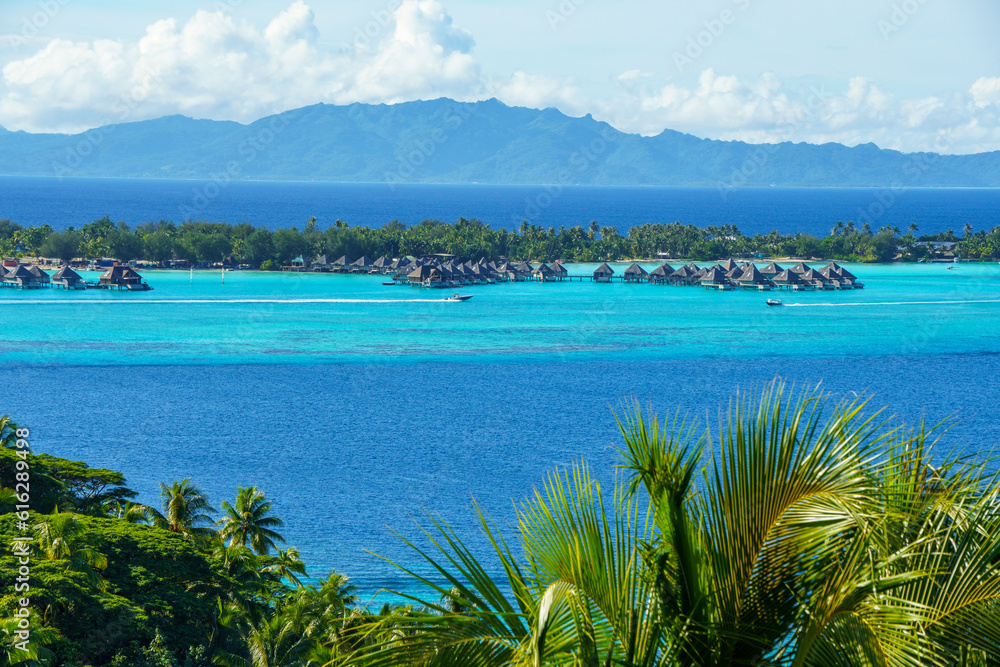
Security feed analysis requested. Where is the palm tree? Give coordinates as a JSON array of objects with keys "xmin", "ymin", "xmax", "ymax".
[
  {"xmin": 104, "ymin": 500, "xmax": 151, "ymax": 523},
  {"xmin": 964, "ymin": 223, "xmax": 974, "ymax": 237},
  {"xmin": 219, "ymin": 486, "xmax": 286, "ymax": 555},
  {"xmin": 347, "ymin": 382, "xmax": 1000, "ymax": 666},
  {"xmin": 908, "ymin": 222, "xmax": 919, "ymax": 235},
  {"xmin": 265, "ymin": 547, "xmax": 308, "ymax": 588},
  {"xmin": 0, "ymin": 415, "xmax": 24, "ymax": 450},
  {"xmin": 0, "ymin": 612, "xmax": 57, "ymax": 665},
  {"xmin": 33, "ymin": 513, "xmax": 108, "ymax": 588},
  {"xmin": 146, "ymin": 478, "xmax": 217, "ymax": 541}
]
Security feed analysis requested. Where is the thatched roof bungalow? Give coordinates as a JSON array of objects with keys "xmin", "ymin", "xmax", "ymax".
[
  {"xmin": 407, "ymin": 265, "xmax": 444, "ymax": 286},
  {"xmin": 593, "ymin": 262, "xmax": 615, "ymax": 283},
  {"xmin": 735, "ymin": 264, "xmax": 772, "ymax": 288},
  {"xmin": 789, "ymin": 262, "xmax": 811, "ymax": 274},
  {"xmin": 533, "ymin": 263, "xmax": 557, "ymax": 282},
  {"xmin": 649, "ymin": 263, "xmax": 675, "ymax": 284},
  {"xmin": 550, "ymin": 261, "xmax": 569, "ymax": 278},
  {"xmin": 623, "ymin": 263, "xmax": 648, "ymax": 283},
  {"xmin": 4, "ymin": 265, "xmax": 47, "ymax": 288},
  {"xmin": 771, "ymin": 269, "xmax": 803, "ymax": 289},
  {"xmin": 699, "ymin": 267, "xmax": 730, "ymax": 286},
  {"xmin": 825, "ymin": 262, "xmax": 857, "ymax": 281},
  {"xmin": 352, "ymin": 255, "xmax": 374, "ymax": 272},
  {"xmin": 28, "ymin": 266, "xmax": 51, "ymax": 286},
  {"xmin": 52, "ymin": 266, "xmax": 84, "ymax": 289},
  {"xmin": 669, "ymin": 265, "xmax": 698, "ymax": 285},
  {"xmin": 760, "ymin": 262, "xmax": 784, "ymax": 276},
  {"xmin": 99, "ymin": 265, "xmax": 148, "ymax": 290},
  {"xmin": 310, "ymin": 255, "xmax": 333, "ymax": 272}
]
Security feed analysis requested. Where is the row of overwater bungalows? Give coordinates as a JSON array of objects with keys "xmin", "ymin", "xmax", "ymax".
[
  {"xmin": 0, "ymin": 264, "xmax": 151, "ymax": 290},
  {"xmin": 397, "ymin": 259, "xmax": 574, "ymax": 287},
  {"xmin": 600, "ymin": 260, "xmax": 863, "ymax": 291}
]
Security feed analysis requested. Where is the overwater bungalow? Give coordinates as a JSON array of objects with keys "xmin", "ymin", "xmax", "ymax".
[
  {"xmin": 550, "ymin": 262, "xmax": 569, "ymax": 280},
  {"xmin": 28, "ymin": 266, "xmax": 51, "ymax": 287},
  {"xmin": 735, "ymin": 264, "xmax": 773, "ymax": 290},
  {"xmin": 372, "ymin": 256, "xmax": 391, "ymax": 272},
  {"xmin": 515, "ymin": 261, "xmax": 534, "ymax": 275},
  {"xmin": 352, "ymin": 255, "xmax": 375, "ymax": 273},
  {"xmin": 623, "ymin": 263, "xmax": 649, "ymax": 283},
  {"xmin": 669, "ymin": 265, "xmax": 698, "ymax": 285},
  {"xmin": 649, "ymin": 263, "xmax": 675, "ymax": 284},
  {"xmin": 533, "ymin": 263, "xmax": 557, "ymax": 282},
  {"xmin": 332, "ymin": 256, "xmax": 353, "ymax": 272},
  {"xmin": 760, "ymin": 262, "xmax": 784, "ymax": 276},
  {"xmin": 827, "ymin": 262, "xmax": 857, "ymax": 281},
  {"xmin": 593, "ymin": 262, "xmax": 615, "ymax": 283},
  {"xmin": 771, "ymin": 269, "xmax": 803, "ymax": 290},
  {"xmin": 99, "ymin": 265, "xmax": 150, "ymax": 290},
  {"xmin": 699, "ymin": 267, "xmax": 732, "ymax": 289},
  {"xmin": 310, "ymin": 255, "xmax": 333, "ymax": 272},
  {"xmin": 4, "ymin": 265, "xmax": 47, "ymax": 288},
  {"xmin": 720, "ymin": 259, "xmax": 740, "ymax": 272},
  {"xmin": 796, "ymin": 268, "xmax": 825, "ymax": 290},
  {"xmin": 407, "ymin": 264, "xmax": 445, "ymax": 287},
  {"xmin": 789, "ymin": 262, "xmax": 811, "ymax": 274},
  {"xmin": 52, "ymin": 266, "xmax": 85, "ymax": 289}
]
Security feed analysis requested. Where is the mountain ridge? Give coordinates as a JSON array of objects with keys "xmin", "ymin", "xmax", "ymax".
[{"xmin": 1, "ymin": 98, "xmax": 998, "ymax": 186}]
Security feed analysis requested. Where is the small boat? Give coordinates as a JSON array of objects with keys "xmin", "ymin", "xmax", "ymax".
[
  {"xmin": 382, "ymin": 281, "xmax": 396, "ymax": 286},
  {"xmin": 446, "ymin": 294, "xmax": 473, "ymax": 302},
  {"xmin": 766, "ymin": 299, "xmax": 783, "ymax": 307}
]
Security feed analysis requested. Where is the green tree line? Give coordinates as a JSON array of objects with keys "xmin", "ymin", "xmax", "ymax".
[{"xmin": 0, "ymin": 216, "xmax": 995, "ymax": 267}]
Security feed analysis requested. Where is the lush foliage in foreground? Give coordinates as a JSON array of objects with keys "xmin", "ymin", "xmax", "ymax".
[
  {"xmin": 0, "ymin": 215, "xmax": 990, "ymax": 265},
  {"xmin": 5, "ymin": 382, "xmax": 1000, "ymax": 666},
  {"xmin": 0, "ymin": 441, "xmax": 370, "ymax": 666},
  {"xmin": 347, "ymin": 383, "xmax": 1000, "ymax": 666}
]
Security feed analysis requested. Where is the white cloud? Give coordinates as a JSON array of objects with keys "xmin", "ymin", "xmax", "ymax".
[
  {"xmin": 0, "ymin": 2, "xmax": 997, "ymax": 154},
  {"xmin": 971, "ymin": 76, "xmax": 1000, "ymax": 108},
  {"xmin": 0, "ymin": 0, "xmax": 483, "ymax": 133}
]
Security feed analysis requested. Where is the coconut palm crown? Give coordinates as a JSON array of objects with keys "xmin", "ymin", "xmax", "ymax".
[{"xmin": 346, "ymin": 381, "xmax": 1000, "ymax": 667}]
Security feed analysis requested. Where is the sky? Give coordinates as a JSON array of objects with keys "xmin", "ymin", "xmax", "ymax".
[{"xmin": 0, "ymin": 0, "xmax": 998, "ymax": 154}]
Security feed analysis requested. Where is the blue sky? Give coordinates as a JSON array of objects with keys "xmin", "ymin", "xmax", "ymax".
[{"xmin": 1, "ymin": 0, "xmax": 998, "ymax": 152}]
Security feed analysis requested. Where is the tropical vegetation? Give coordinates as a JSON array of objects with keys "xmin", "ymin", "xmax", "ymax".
[
  {"xmin": 0, "ymin": 215, "xmax": 993, "ymax": 267},
  {"xmin": 5, "ymin": 381, "xmax": 1000, "ymax": 665}
]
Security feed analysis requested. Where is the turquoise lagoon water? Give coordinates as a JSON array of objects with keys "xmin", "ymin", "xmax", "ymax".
[
  {"xmin": 2, "ymin": 262, "xmax": 999, "ymax": 365},
  {"xmin": 3, "ymin": 262, "xmax": 1000, "ymax": 599}
]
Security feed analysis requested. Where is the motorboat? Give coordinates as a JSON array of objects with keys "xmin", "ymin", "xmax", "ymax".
[
  {"xmin": 446, "ymin": 294, "xmax": 473, "ymax": 302},
  {"xmin": 766, "ymin": 299, "xmax": 783, "ymax": 307}
]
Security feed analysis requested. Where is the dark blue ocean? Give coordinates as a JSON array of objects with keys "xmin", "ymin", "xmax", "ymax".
[
  {"xmin": 6, "ymin": 356, "xmax": 1000, "ymax": 600},
  {"xmin": 2, "ymin": 176, "xmax": 1000, "ymax": 235}
]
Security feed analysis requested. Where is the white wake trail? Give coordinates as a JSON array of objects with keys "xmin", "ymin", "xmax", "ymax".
[
  {"xmin": 783, "ymin": 299, "xmax": 1000, "ymax": 308},
  {"xmin": 0, "ymin": 298, "xmax": 455, "ymax": 305}
]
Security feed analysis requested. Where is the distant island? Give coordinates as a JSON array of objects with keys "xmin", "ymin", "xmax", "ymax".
[
  {"xmin": 0, "ymin": 214, "xmax": 990, "ymax": 266},
  {"xmin": 1, "ymin": 98, "xmax": 999, "ymax": 186}
]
